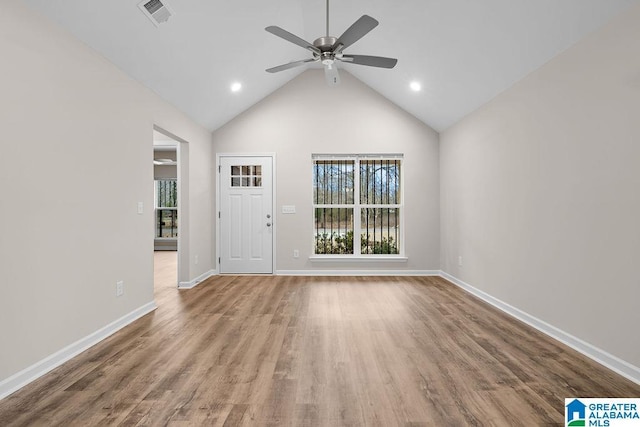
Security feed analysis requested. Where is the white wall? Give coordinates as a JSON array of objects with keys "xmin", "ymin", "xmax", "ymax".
[
  {"xmin": 213, "ymin": 70, "xmax": 440, "ymax": 273},
  {"xmin": 0, "ymin": 1, "xmax": 213, "ymax": 385},
  {"xmin": 440, "ymin": 5, "xmax": 640, "ymax": 369}
]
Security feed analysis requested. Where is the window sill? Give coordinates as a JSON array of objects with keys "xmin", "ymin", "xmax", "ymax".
[{"xmin": 309, "ymin": 255, "xmax": 408, "ymax": 263}]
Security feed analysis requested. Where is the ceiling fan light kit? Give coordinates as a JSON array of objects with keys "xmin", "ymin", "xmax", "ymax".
[{"xmin": 265, "ymin": 0, "xmax": 397, "ymax": 86}]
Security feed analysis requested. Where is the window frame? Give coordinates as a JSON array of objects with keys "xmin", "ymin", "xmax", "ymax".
[
  {"xmin": 154, "ymin": 179, "xmax": 178, "ymax": 240},
  {"xmin": 311, "ymin": 154, "xmax": 405, "ymax": 259}
]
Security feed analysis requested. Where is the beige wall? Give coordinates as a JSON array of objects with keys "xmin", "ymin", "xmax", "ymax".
[
  {"xmin": 213, "ymin": 70, "xmax": 440, "ymax": 272},
  {"xmin": 440, "ymin": 5, "xmax": 640, "ymax": 368},
  {"xmin": 0, "ymin": 1, "xmax": 213, "ymax": 382},
  {"xmin": 154, "ymin": 165, "xmax": 177, "ymax": 180}
]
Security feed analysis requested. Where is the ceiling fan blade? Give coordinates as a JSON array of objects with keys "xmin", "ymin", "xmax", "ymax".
[
  {"xmin": 324, "ymin": 64, "xmax": 340, "ymax": 86},
  {"xmin": 335, "ymin": 15, "xmax": 378, "ymax": 50},
  {"xmin": 265, "ymin": 26, "xmax": 321, "ymax": 54},
  {"xmin": 340, "ymin": 54, "xmax": 398, "ymax": 69},
  {"xmin": 266, "ymin": 58, "xmax": 317, "ymax": 73}
]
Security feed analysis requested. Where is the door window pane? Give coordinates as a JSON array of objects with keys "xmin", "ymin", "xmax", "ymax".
[{"xmin": 231, "ymin": 164, "xmax": 262, "ymax": 187}]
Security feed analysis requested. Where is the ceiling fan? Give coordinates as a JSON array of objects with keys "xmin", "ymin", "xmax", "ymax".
[{"xmin": 265, "ymin": 0, "xmax": 398, "ymax": 85}]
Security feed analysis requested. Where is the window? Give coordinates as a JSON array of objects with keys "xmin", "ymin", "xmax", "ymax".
[
  {"xmin": 230, "ymin": 165, "xmax": 262, "ymax": 187},
  {"xmin": 155, "ymin": 179, "xmax": 178, "ymax": 238},
  {"xmin": 313, "ymin": 155, "xmax": 402, "ymax": 256}
]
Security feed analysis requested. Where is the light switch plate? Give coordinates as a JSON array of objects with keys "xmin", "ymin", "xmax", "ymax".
[
  {"xmin": 116, "ymin": 280, "xmax": 124, "ymax": 297},
  {"xmin": 282, "ymin": 205, "xmax": 296, "ymax": 214}
]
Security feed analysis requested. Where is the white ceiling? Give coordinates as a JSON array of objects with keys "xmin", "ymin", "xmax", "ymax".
[{"xmin": 23, "ymin": 0, "xmax": 637, "ymax": 132}]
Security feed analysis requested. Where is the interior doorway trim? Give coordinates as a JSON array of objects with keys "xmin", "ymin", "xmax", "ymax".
[
  {"xmin": 153, "ymin": 125, "xmax": 188, "ymax": 286},
  {"xmin": 216, "ymin": 153, "xmax": 277, "ymax": 275}
]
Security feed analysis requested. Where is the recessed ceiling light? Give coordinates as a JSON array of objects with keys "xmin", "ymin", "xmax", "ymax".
[
  {"xmin": 410, "ymin": 81, "xmax": 421, "ymax": 92},
  {"xmin": 230, "ymin": 82, "xmax": 242, "ymax": 93}
]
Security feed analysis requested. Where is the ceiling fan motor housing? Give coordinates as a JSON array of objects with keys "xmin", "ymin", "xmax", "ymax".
[
  {"xmin": 313, "ymin": 36, "xmax": 337, "ymax": 51},
  {"xmin": 313, "ymin": 37, "xmax": 338, "ymax": 65}
]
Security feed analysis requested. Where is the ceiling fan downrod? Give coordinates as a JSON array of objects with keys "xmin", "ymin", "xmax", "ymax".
[
  {"xmin": 315, "ymin": 0, "xmax": 337, "ymax": 56},
  {"xmin": 326, "ymin": 0, "xmax": 330, "ymax": 37}
]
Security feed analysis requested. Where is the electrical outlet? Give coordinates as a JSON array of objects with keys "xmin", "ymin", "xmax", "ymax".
[
  {"xmin": 293, "ymin": 249, "xmax": 299, "ymax": 258},
  {"xmin": 458, "ymin": 256, "xmax": 463, "ymax": 267},
  {"xmin": 116, "ymin": 280, "xmax": 124, "ymax": 297},
  {"xmin": 137, "ymin": 202, "xmax": 144, "ymax": 214},
  {"xmin": 195, "ymin": 255, "xmax": 199, "ymax": 265}
]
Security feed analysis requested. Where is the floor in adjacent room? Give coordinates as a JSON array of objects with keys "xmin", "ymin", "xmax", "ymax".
[{"xmin": 0, "ymin": 254, "xmax": 638, "ymax": 425}]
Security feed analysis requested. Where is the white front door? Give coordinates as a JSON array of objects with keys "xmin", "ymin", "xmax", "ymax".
[{"xmin": 219, "ymin": 156, "xmax": 273, "ymax": 274}]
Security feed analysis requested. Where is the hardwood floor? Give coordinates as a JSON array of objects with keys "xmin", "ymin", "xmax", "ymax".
[
  {"xmin": 1, "ymin": 267, "xmax": 638, "ymax": 425},
  {"xmin": 154, "ymin": 251, "xmax": 178, "ymax": 294}
]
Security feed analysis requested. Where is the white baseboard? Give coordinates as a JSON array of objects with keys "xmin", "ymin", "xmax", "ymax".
[
  {"xmin": 276, "ymin": 269, "xmax": 440, "ymax": 276},
  {"xmin": 0, "ymin": 301, "xmax": 157, "ymax": 400},
  {"xmin": 440, "ymin": 271, "xmax": 640, "ymax": 386},
  {"xmin": 178, "ymin": 269, "xmax": 216, "ymax": 289}
]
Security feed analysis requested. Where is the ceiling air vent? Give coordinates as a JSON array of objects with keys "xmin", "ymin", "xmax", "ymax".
[{"xmin": 138, "ymin": 0, "xmax": 173, "ymax": 27}]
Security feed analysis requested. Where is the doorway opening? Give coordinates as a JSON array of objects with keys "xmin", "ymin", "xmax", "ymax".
[{"xmin": 153, "ymin": 128, "xmax": 186, "ymax": 290}]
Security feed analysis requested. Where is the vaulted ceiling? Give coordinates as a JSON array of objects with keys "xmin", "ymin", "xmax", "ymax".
[{"xmin": 23, "ymin": 0, "xmax": 636, "ymax": 132}]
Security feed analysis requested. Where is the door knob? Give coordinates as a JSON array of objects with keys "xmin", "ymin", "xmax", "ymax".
[
  {"xmin": 266, "ymin": 214, "xmax": 271, "ymax": 218},
  {"xmin": 266, "ymin": 222, "xmax": 272, "ymax": 227}
]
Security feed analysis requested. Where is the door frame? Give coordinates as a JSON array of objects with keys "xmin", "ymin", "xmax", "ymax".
[
  {"xmin": 154, "ymin": 125, "xmax": 189, "ymax": 286},
  {"xmin": 216, "ymin": 153, "xmax": 277, "ymax": 275}
]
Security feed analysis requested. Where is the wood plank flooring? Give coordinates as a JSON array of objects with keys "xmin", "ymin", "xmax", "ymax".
[
  {"xmin": 1, "ymin": 257, "xmax": 638, "ymax": 425},
  {"xmin": 154, "ymin": 250, "xmax": 177, "ymax": 290}
]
